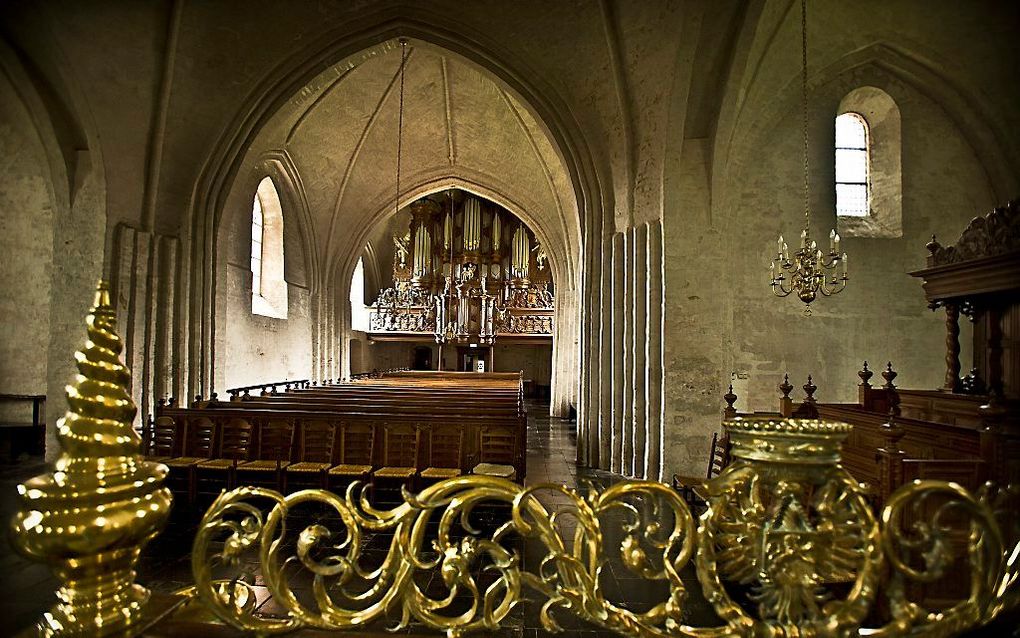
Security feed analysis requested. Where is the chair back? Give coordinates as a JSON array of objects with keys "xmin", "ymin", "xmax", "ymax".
[
  {"xmin": 300, "ymin": 420, "xmax": 336, "ymax": 464},
  {"xmin": 184, "ymin": 416, "xmax": 216, "ymax": 458},
  {"xmin": 478, "ymin": 425, "xmax": 516, "ymax": 465},
  {"xmin": 382, "ymin": 423, "xmax": 419, "ymax": 468},
  {"xmin": 340, "ymin": 422, "xmax": 376, "ymax": 466},
  {"xmin": 257, "ymin": 420, "xmax": 295, "ymax": 462},
  {"xmin": 218, "ymin": 418, "xmax": 253, "ymax": 461},
  {"xmin": 428, "ymin": 426, "xmax": 463, "ymax": 469},
  {"xmin": 707, "ymin": 432, "xmax": 731, "ymax": 479},
  {"xmin": 151, "ymin": 416, "xmax": 179, "ymax": 457}
]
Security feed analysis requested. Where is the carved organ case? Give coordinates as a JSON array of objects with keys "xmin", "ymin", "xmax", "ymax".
[{"xmin": 370, "ymin": 191, "xmax": 554, "ymax": 342}]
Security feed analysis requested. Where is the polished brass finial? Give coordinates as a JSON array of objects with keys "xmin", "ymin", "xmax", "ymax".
[{"xmin": 11, "ymin": 280, "xmax": 172, "ymax": 636}]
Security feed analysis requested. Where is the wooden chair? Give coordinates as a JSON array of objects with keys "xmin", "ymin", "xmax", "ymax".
[
  {"xmin": 327, "ymin": 422, "xmax": 376, "ymax": 487},
  {"xmin": 420, "ymin": 425, "xmax": 464, "ymax": 482},
  {"xmin": 372, "ymin": 423, "xmax": 420, "ymax": 485},
  {"xmin": 286, "ymin": 420, "xmax": 337, "ymax": 491},
  {"xmin": 236, "ymin": 419, "xmax": 295, "ymax": 491},
  {"xmin": 672, "ymin": 431, "xmax": 731, "ymax": 511},
  {"xmin": 195, "ymin": 417, "xmax": 253, "ymax": 499},
  {"xmin": 147, "ymin": 416, "xmax": 181, "ymax": 462},
  {"xmin": 471, "ymin": 425, "xmax": 517, "ymax": 481},
  {"xmin": 163, "ymin": 416, "xmax": 216, "ymax": 502}
]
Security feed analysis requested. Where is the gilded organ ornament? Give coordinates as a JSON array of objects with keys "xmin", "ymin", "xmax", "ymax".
[{"xmin": 368, "ymin": 191, "xmax": 554, "ymax": 343}]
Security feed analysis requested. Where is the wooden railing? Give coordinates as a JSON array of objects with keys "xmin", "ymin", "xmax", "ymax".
[{"xmin": 721, "ymin": 362, "xmax": 1019, "ymax": 505}]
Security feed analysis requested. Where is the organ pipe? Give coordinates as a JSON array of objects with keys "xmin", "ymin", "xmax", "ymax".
[
  {"xmin": 463, "ymin": 197, "xmax": 481, "ymax": 252},
  {"xmin": 413, "ymin": 226, "xmax": 432, "ymax": 278},
  {"xmin": 512, "ymin": 224, "xmax": 529, "ymax": 280}
]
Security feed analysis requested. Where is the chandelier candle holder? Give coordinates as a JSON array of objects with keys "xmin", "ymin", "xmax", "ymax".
[
  {"xmin": 770, "ymin": 227, "xmax": 848, "ymax": 306},
  {"xmin": 768, "ymin": 0, "xmax": 849, "ymax": 310}
]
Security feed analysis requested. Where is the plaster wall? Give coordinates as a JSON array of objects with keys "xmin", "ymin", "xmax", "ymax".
[
  {"xmin": 215, "ymin": 179, "xmax": 313, "ymax": 391},
  {"xmin": 0, "ymin": 72, "xmax": 53, "ymax": 397},
  {"xmin": 492, "ymin": 344, "xmax": 552, "ymax": 387}
]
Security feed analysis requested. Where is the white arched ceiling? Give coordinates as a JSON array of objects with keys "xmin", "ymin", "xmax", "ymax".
[{"xmin": 223, "ymin": 39, "xmax": 580, "ymax": 298}]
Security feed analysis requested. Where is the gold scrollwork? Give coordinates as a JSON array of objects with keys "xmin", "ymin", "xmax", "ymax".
[
  {"xmin": 191, "ymin": 477, "xmax": 696, "ymax": 637},
  {"xmin": 189, "ymin": 469, "xmax": 1020, "ymax": 637}
]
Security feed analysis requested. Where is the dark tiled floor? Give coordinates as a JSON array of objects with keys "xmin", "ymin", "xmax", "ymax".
[{"xmin": 1, "ymin": 402, "xmax": 715, "ymax": 637}]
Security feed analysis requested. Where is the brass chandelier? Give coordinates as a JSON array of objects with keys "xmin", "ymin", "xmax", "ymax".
[{"xmin": 769, "ymin": 0, "xmax": 848, "ymax": 310}]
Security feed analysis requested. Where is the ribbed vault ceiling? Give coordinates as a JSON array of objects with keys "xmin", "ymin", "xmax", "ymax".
[{"xmin": 234, "ymin": 40, "xmax": 579, "ymax": 289}]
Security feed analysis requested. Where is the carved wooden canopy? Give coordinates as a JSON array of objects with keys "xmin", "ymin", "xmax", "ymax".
[{"xmin": 909, "ymin": 199, "xmax": 1020, "ymax": 303}]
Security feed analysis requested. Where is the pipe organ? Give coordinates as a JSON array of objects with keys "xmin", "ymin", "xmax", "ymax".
[{"xmin": 369, "ymin": 191, "xmax": 554, "ymax": 343}]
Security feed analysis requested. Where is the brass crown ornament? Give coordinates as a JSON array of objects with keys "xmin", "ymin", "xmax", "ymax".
[{"xmin": 11, "ymin": 281, "xmax": 172, "ymax": 636}]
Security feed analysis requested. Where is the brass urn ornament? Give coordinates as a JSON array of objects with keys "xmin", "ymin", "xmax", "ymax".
[
  {"xmin": 769, "ymin": 0, "xmax": 848, "ymax": 311},
  {"xmin": 11, "ymin": 282, "xmax": 172, "ymax": 636}
]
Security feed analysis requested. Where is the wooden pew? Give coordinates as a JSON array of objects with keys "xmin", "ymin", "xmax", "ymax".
[{"xmin": 152, "ymin": 373, "xmax": 528, "ymax": 497}]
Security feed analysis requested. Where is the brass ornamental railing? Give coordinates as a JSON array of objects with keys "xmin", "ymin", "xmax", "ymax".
[{"xmin": 10, "ymin": 282, "xmax": 1020, "ymax": 637}]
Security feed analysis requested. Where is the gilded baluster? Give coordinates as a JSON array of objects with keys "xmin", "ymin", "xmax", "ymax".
[{"xmin": 11, "ymin": 281, "xmax": 172, "ymax": 637}]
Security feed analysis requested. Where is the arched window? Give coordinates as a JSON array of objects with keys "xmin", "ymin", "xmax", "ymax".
[
  {"xmin": 835, "ymin": 112, "xmax": 869, "ymax": 217},
  {"xmin": 251, "ymin": 176, "xmax": 287, "ymax": 318},
  {"xmin": 350, "ymin": 256, "xmax": 371, "ymax": 332},
  {"xmin": 835, "ymin": 87, "xmax": 902, "ymax": 238},
  {"xmin": 251, "ymin": 193, "xmax": 264, "ymax": 296}
]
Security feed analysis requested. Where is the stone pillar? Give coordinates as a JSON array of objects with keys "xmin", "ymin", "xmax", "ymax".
[
  {"xmin": 581, "ymin": 232, "xmax": 606, "ymax": 468},
  {"xmin": 597, "ymin": 234, "xmax": 614, "ymax": 469},
  {"xmin": 622, "ymin": 228, "xmax": 635, "ymax": 477},
  {"xmin": 550, "ymin": 288, "xmax": 577, "ymax": 418},
  {"xmin": 646, "ymin": 221, "xmax": 664, "ymax": 480},
  {"xmin": 45, "ymin": 166, "xmax": 105, "ymax": 461},
  {"xmin": 611, "ymin": 232, "xmax": 626, "ymax": 474},
  {"xmin": 632, "ymin": 225, "xmax": 648, "ymax": 478}
]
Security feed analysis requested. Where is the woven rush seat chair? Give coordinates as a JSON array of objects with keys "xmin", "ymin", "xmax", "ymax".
[
  {"xmin": 672, "ymin": 431, "xmax": 730, "ymax": 511},
  {"xmin": 147, "ymin": 415, "xmax": 181, "ymax": 463},
  {"xmin": 471, "ymin": 425, "xmax": 517, "ymax": 481},
  {"xmin": 420, "ymin": 425, "xmax": 464, "ymax": 482},
  {"xmin": 163, "ymin": 416, "xmax": 215, "ymax": 502},
  {"xmin": 236, "ymin": 419, "xmax": 295, "ymax": 491},
  {"xmin": 195, "ymin": 417, "xmax": 253, "ymax": 498},
  {"xmin": 327, "ymin": 422, "xmax": 376, "ymax": 486},
  {"xmin": 285, "ymin": 419, "xmax": 337, "ymax": 491},
  {"xmin": 372, "ymin": 423, "xmax": 420, "ymax": 482}
]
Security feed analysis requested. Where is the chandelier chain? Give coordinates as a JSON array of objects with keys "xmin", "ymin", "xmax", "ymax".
[
  {"xmin": 395, "ymin": 38, "xmax": 408, "ymax": 220},
  {"xmin": 801, "ymin": 0, "xmax": 809, "ymax": 232}
]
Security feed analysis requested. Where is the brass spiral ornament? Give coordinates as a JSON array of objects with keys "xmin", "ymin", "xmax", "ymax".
[{"xmin": 11, "ymin": 281, "xmax": 172, "ymax": 637}]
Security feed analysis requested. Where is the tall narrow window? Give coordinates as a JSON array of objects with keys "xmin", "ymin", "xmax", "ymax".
[
  {"xmin": 835, "ymin": 112, "xmax": 870, "ymax": 217},
  {"xmin": 350, "ymin": 256, "xmax": 371, "ymax": 332},
  {"xmin": 250, "ymin": 176, "xmax": 287, "ymax": 318},
  {"xmin": 251, "ymin": 193, "xmax": 264, "ymax": 296}
]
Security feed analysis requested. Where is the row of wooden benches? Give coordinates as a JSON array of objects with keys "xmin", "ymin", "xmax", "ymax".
[{"xmin": 147, "ymin": 409, "xmax": 525, "ymax": 503}]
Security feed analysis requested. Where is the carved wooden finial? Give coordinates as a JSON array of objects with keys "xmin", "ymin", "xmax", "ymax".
[
  {"xmin": 882, "ymin": 362, "xmax": 897, "ymax": 390},
  {"xmin": 723, "ymin": 383, "xmax": 738, "ymax": 418},
  {"xmin": 858, "ymin": 361, "xmax": 873, "ymax": 388},
  {"xmin": 926, "ymin": 234, "xmax": 941, "ymax": 255},
  {"xmin": 779, "ymin": 373, "xmax": 794, "ymax": 399},
  {"xmin": 803, "ymin": 375, "xmax": 817, "ymax": 404}
]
